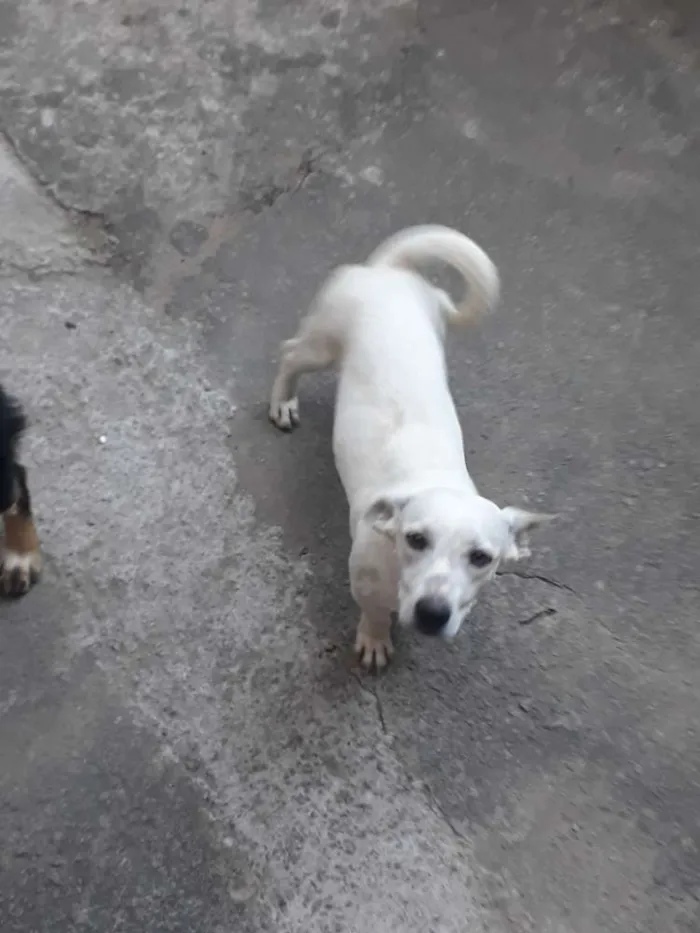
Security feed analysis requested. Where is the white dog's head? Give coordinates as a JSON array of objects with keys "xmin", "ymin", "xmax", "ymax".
[{"xmin": 366, "ymin": 488, "xmax": 554, "ymax": 638}]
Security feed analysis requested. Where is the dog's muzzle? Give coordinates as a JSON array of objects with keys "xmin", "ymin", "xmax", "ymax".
[{"xmin": 414, "ymin": 595, "xmax": 452, "ymax": 636}]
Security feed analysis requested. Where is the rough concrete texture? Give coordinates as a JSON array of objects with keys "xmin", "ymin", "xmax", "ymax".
[
  {"xmin": 1, "ymin": 0, "xmax": 700, "ymax": 931},
  {"xmin": 0, "ymin": 139, "xmax": 99, "ymax": 278},
  {"xmin": 0, "ymin": 143, "xmax": 491, "ymax": 933}
]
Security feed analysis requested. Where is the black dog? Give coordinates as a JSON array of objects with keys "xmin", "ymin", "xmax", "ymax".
[{"xmin": 0, "ymin": 386, "xmax": 40, "ymax": 596}]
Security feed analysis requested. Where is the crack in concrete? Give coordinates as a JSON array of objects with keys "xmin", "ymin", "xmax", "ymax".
[
  {"xmin": 290, "ymin": 148, "xmax": 325, "ymax": 195},
  {"xmin": 2, "ymin": 124, "xmax": 325, "ymax": 308},
  {"xmin": 351, "ymin": 669, "xmax": 467, "ymax": 848},
  {"xmin": 426, "ymin": 787, "xmax": 466, "ymax": 843},
  {"xmin": 350, "ymin": 671, "xmax": 387, "ymax": 734},
  {"xmin": 0, "ymin": 257, "xmax": 106, "ymax": 279},
  {"xmin": 241, "ymin": 148, "xmax": 324, "ymax": 214},
  {"xmin": 517, "ymin": 606, "xmax": 557, "ymax": 627},
  {"xmin": 2, "ymin": 130, "xmax": 113, "ymax": 257},
  {"xmin": 2, "ymin": 131, "xmax": 107, "ymax": 224},
  {"xmin": 497, "ymin": 568, "xmax": 577, "ymax": 595}
]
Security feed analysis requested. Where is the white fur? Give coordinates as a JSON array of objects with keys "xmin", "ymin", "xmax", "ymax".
[
  {"xmin": 1, "ymin": 547, "xmax": 41, "ymax": 595},
  {"xmin": 269, "ymin": 225, "xmax": 553, "ymax": 670}
]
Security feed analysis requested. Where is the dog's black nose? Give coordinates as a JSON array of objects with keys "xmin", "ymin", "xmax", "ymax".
[{"xmin": 414, "ymin": 596, "xmax": 452, "ymax": 635}]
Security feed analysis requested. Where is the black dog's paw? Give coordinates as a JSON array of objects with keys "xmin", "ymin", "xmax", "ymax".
[{"xmin": 1, "ymin": 548, "xmax": 41, "ymax": 598}]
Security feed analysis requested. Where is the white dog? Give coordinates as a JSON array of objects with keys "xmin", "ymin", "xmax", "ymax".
[{"xmin": 269, "ymin": 225, "xmax": 553, "ymax": 670}]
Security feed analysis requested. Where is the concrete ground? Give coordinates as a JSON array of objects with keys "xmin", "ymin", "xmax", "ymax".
[{"xmin": 1, "ymin": 0, "xmax": 699, "ymax": 930}]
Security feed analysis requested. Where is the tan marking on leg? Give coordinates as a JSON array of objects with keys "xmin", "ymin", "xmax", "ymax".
[
  {"xmin": 4, "ymin": 507, "xmax": 39, "ymax": 554},
  {"xmin": 2, "ymin": 509, "xmax": 41, "ymax": 597}
]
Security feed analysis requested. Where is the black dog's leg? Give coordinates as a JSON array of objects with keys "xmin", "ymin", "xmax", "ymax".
[
  {"xmin": 0, "ymin": 386, "xmax": 41, "ymax": 597},
  {"xmin": 2, "ymin": 462, "xmax": 41, "ymax": 597}
]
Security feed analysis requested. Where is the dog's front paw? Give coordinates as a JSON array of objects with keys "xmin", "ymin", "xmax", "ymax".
[
  {"xmin": 1, "ymin": 548, "xmax": 41, "ymax": 598},
  {"xmin": 355, "ymin": 629, "xmax": 394, "ymax": 672},
  {"xmin": 268, "ymin": 397, "xmax": 300, "ymax": 432}
]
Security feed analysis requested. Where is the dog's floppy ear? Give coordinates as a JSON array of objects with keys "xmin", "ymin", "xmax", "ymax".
[
  {"xmin": 501, "ymin": 507, "xmax": 557, "ymax": 561},
  {"xmin": 366, "ymin": 496, "xmax": 408, "ymax": 538}
]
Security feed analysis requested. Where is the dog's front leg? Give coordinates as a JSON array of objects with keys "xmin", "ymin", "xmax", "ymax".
[
  {"xmin": 2, "ymin": 464, "xmax": 41, "ymax": 597},
  {"xmin": 350, "ymin": 526, "xmax": 397, "ymax": 672},
  {"xmin": 354, "ymin": 610, "xmax": 394, "ymax": 672}
]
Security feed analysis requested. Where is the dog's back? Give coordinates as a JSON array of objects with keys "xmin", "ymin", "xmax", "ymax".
[
  {"xmin": 330, "ymin": 260, "xmax": 476, "ymax": 520},
  {"xmin": 270, "ymin": 224, "xmax": 500, "ymax": 496}
]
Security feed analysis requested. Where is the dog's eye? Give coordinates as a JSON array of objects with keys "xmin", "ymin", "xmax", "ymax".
[
  {"xmin": 469, "ymin": 548, "xmax": 493, "ymax": 568},
  {"xmin": 405, "ymin": 531, "xmax": 429, "ymax": 552}
]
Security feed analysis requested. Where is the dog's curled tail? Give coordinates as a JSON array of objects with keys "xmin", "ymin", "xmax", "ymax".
[{"xmin": 366, "ymin": 224, "xmax": 499, "ymax": 324}]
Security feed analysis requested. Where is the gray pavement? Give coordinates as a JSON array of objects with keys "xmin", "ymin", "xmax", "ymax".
[{"xmin": 1, "ymin": 1, "xmax": 699, "ymax": 931}]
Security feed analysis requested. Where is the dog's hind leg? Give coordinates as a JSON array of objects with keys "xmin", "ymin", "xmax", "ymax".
[
  {"xmin": 269, "ymin": 330, "xmax": 335, "ymax": 431},
  {"xmin": 2, "ymin": 464, "xmax": 41, "ymax": 597}
]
